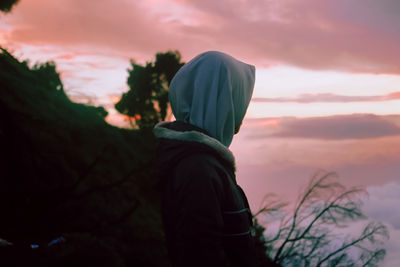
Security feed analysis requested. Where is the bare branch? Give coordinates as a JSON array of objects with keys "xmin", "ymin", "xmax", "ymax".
[
  {"xmin": 316, "ymin": 222, "xmax": 388, "ymax": 266},
  {"xmin": 254, "ymin": 171, "xmax": 389, "ymax": 267}
]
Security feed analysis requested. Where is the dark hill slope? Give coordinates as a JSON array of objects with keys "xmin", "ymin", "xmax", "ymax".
[{"xmin": 0, "ymin": 48, "xmax": 168, "ymax": 267}]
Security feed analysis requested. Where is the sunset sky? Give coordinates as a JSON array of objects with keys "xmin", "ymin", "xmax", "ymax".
[{"xmin": 1, "ymin": 0, "xmax": 399, "ymax": 265}]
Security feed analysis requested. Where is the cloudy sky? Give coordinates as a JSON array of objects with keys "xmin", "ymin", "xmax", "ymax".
[{"xmin": 1, "ymin": 0, "xmax": 399, "ymax": 265}]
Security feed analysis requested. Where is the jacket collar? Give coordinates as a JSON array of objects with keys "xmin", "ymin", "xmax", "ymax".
[{"xmin": 153, "ymin": 121, "xmax": 236, "ymax": 171}]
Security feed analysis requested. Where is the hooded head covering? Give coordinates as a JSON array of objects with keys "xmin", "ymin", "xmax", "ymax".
[{"xmin": 168, "ymin": 51, "xmax": 255, "ymax": 147}]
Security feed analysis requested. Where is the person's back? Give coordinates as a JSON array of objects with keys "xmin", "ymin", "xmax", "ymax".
[{"xmin": 154, "ymin": 51, "xmax": 258, "ymax": 267}]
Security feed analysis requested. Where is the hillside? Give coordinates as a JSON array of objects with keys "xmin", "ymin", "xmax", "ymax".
[{"xmin": 0, "ymin": 48, "xmax": 169, "ymax": 267}]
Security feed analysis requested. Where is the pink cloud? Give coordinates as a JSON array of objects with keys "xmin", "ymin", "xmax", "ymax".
[
  {"xmin": 2, "ymin": 0, "xmax": 186, "ymax": 60},
  {"xmin": 232, "ymin": 115, "xmax": 400, "ymax": 211},
  {"xmin": 363, "ymin": 181, "xmax": 400, "ymax": 266},
  {"xmin": 252, "ymin": 92, "xmax": 400, "ymax": 103},
  {"xmin": 249, "ymin": 114, "xmax": 400, "ymax": 140},
  {"xmin": 2, "ymin": 0, "xmax": 400, "ymax": 73},
  {"xmin": 365, "ymin": 181, "xmax": 400, "ymax": 229},
  {"xmin": 231, "ymin": 115, "xmax": 400, "ymax": 202}
]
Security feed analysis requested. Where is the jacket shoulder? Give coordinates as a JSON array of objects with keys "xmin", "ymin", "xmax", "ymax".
[
  {"xmin": 170, "ymin": 153, "xmax": 233, "ymax": 197},
  {"xmin": 174, "ymin": 152, "xmax": 220, "ymax": 177},
  {"xmin": 175, "ymin": 152, "xmax": 230, "ymax": 179}
]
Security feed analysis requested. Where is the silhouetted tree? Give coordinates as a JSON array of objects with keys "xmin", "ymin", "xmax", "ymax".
[
  {"xmin": 0, "ymin": 0, "xmax": 19, "ymax": 12},
  {"xmin": 115, "ymin": 51, "xmax": 184, "ymax": 129},
  {"xmin": 93, "ymin": 106, "xmax": 108, "ymax": 119},
  {"xmin": 254, "ymin": 172, "xmax": 389, "ymax": 267},
  {"xmin": 32, "ymin": 61, "xmax": 64, "ymax": 92},
  {"xmin": 0, "ymin": 48, "xmax": 169, "ymax": 266}
]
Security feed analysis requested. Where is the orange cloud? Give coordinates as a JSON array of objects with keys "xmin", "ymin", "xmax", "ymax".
[
  {"xmin": 105, "ymin": 112, "xmax": 130, "ymax": 128},
  {"xmin": 57, "ymin": 54, "xmax": 75, "ymax": 60},
  {"xmin": 385, "ymin": 92, "xmax": 400, "ymax": 100},
  {"xmin": 259, "ymin": 118, "xmax": 280, "ymax": 127}
]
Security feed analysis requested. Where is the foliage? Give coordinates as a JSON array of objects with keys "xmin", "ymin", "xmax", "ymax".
[
  {"xmin": 115, "ymin": 51, "xmax": 184, "ymax": 129},
  {"xmin": 252, "ymin": 218, "xmax": 282, "ymax": 267},
  {"xmin": 254, "ymin": 172, "xmax": 389, "ymax": 267},
  {"xmin": 31, "ymin": 61, "xmax": 64, "ymax": 92},
  {"xmin": 0, "ymin": 0, "xmax": 19, "ymax": 12},
  {"xmin": 0, "ymin": 48, "xmax": 169, "ymax": 266},
  {"xmin": 92, "ymin": 105, "xmax": 109, "ymax": 119}
]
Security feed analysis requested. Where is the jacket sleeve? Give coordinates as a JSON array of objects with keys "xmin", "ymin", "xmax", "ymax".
[{"xmin": 170, "ymin": 155, "xmax": 230, "ymax": 267}]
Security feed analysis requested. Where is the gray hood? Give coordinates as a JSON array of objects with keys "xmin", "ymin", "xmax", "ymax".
[{"xmin": 168, "ymin": 51, "xmax": 255, "ymax": 147}]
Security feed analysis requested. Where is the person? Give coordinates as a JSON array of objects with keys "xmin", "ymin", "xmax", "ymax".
[{"xmin": 153, "ymin": 51, "xmax": 257, "ymax": 267}]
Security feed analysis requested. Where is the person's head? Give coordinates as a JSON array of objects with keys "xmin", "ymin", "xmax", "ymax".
[{"xmin": 169, "ymin": 51, "xmax": 255, "ymax": 147}]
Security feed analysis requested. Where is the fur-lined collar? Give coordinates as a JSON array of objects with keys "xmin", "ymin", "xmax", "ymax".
[{"xmin": 153, "ymin": 121, "xmax": 236, "ymax": 170}]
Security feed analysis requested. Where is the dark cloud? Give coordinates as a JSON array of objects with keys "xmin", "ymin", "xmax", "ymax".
[
  {"xmin": 251, "ymin": 92, "xmax": 400, "ymax": 104},
  {"xmin": 263, "ymin": 114, "xmax": 400, "ymax": 139}
]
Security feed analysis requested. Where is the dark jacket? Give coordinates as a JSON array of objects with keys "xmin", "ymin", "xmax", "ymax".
[{"xmin": 154, "ymin": 121, "xmax": 257, "ymax": 267}]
